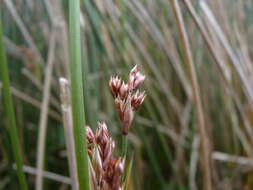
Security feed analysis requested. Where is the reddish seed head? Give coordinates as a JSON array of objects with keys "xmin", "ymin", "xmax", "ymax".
[
  {"xmin": 86, "ymin": 126, "xmax": 95, "ymax": 144},
  {"xmin": 119, "ymin": 82, "xmax": 128, "ymax": 99},
  {"xmin": 86, "ymin": 123, "xmax": 124, "ymax": 190},
  {"xmin": 96, "ymin": 122, "xmax": 109, "ymax": 146},
  {"xmin": 109, "ymin": 65, "xmax": 146, "ymax": 135},
  {"xmin": 114, "ymin": 97, "xmax": 122, "ymax": 117},
  {"xmin": 103, "ymin": 138, "xmax": 115, "ymax": 167},
  {"xmin": 114, "ymin": 95, "xmax": 135, "ymax": 135},
  {"xmin": 133, "ymin": 72, "xmax": 145, "ymax": 89},
  {"xmin": 93, "ymin": 146, "xmax": 103, "ymax": 183},
  {"xmin": 131, "ymin": 90, "xmax": 146, "ymax": 110},
  {"xmin": 108, "ymin": 158, "xmax": 124, "ymax": 190},
  {"xmin": 109, "ymin": 76, "xmax": 122, "ymax": 98},
  {"xmin": 128, "ymin": 65, "xmax": 146, "ymax": 91},
  {"xmin": 121, "ymin": 96, "xmax": 134, "ymax": 135}
]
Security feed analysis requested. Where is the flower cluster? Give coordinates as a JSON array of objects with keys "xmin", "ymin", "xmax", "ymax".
[
  {"xmin": 86, "ymin": 122, "xmax": 124, "ymax": 190},
  {"xmin": 109, "ymin": 65, "xmax": 146, "ymax": 135}
]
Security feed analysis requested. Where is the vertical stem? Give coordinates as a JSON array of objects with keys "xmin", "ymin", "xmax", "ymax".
[
  {"xmin": 35, "ymin": 31, "xmax": 56, "ymax": 190},
  {"xmin": 59, "ymin": 78, "xmax": 79, "ymax": 190},
  {"xmin": 0, "ymin": 13, "xmax": 28, "ymax": 190},
  {"xmin": 122, "ymin": 135, "xmax": 128, "ymax": 158},
  {"xmin": 69, "ymin": 0, "xmax": 90, "ymax": 189},
  {"xmin": 170, "ymin": 1, "xmax": 212, "ymax": 190}
]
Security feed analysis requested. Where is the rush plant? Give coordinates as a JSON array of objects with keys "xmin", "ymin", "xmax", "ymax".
[
  {"xmin": 69, "ymin": 0, "xmax": 90, "ymax": 189},
  {"xmin": 0, "ymin": 13, "xmax": 28, "ymax": 190}
]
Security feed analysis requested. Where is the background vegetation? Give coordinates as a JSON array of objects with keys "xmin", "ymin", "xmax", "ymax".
[{"xmin": 1, "ymin": 0, "xmax": 253, "ymax": 189}]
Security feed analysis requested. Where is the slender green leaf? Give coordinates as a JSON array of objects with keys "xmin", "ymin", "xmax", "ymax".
[
  {"xmin": 69, "ymin": 0, "xmax": 90, "ymax": 189},
  {"xmin": 0, "ymin": 13, "xmax": 28, "ymax": 190}
]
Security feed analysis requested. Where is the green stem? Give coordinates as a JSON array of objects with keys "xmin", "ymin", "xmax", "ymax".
[
  {"xmin": 69, "ymin": 0, "xmax": 90, "ymax": 189},
  {"xmin": 122, "ymin": 135, "xmax": 128, "ymax": 158},
  {"xmin": 0, "ymin": 14, "xmax": 28, "ymax": 190}
]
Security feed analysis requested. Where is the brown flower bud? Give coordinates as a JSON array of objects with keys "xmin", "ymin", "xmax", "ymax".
[
  {"xmin": 119, "ymin": 82, "xmax": 128, "ymax": 99},
  {"xmin": 128, "ymin": 65, "xmax": 145, "ymax": 91},
  {"xmin": 87, "ymin": 123, "xmax": 125, "ymax": 190},
  {"xmin": 109, "ymin": 76, "xmax": 122, "ymax": 98},
  {"xmin": 86, "ymin": 126, "xmax": 95, "ymax": 155},
  {"xmin": 109, "ymin": 65, "xmax": 146, "ymax": 136},
  {"xmin": 96, "ymin": 122, "xmax": 109, "ymax": 146},
  {"xmin": 103, "ymin": 138, "xmax": 115, "ymax": 167},
  {"xmin": 86, "ymin": 126, "xmax": 95, "ymax": 144},
  {"xmin": 121, "ymin": 96, "xmax": 134, "ymax": 135},
  {"xmin": 93, "ymin": 146, "xmax": 103, "ymax": 183},
  {"xmin": 111, "ymin": 158, "xmax": 124, "ymax": 190},
  {"xmin": 133, "ymin": 72, "xmax": 145, "ymax": 89},
  {"xmin": 114, "ymin": 97, "xmax": 122, "ymax": 117},
  {"xmin": 131, "ymin": 90, "xmax": 146, "ymax": 110}
]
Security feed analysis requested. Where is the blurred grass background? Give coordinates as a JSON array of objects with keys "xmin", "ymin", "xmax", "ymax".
[{"xmin": 1, "ymin": 0, "xmax": 253, "ymax": 189}]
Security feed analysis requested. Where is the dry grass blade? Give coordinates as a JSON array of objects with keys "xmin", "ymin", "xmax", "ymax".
[
  {"xmin": 212, "ymin": 152, "xmax": 253, "ymax": 167},
  {"xmin": 182, "ymin": 0, "xmax": 253, "ymax": 157},
  {"xmin": 44, "ymin": 0, "xmax": 69, "ymax": 76},
  {"xmin": 199, "ymin": 1, "xmax": 253, "ymax": 102},
  {"xmin": 189, "ymin": 135, "xmax": 200, "ymax": 190},
  {"xmin": 170, "ymin": 1, "xmax": 212, "ymax": 190},
  {"xmin": 59, "ymin": 78, "xmax": 78, "ymax": 190},
  {"xmin": 4, "ymin": 37, "xmax": 27, "ymax": 62},
  {"xmin": 4, "ymin": 0, "xmax": 43, "ymax": 64},
  {"xmin": 125, "ymin": 0, "xmax": 190, "ymax": 104},
  {"xmin": 22, "ymin": 68, "xmax": 61, "ymax": 111},
  {"xmin": 35, "ymin": 30, "xmax": 56, "ymax": 190},
  {"xmin": 182, "ymin": 0, "xmax": 229, "ymax": 85},
  {"xmin": 13, "ymin": 165, "xmax": 71, "ymax": 185},
  {"xmin": 0, "ymin": 82, "xmax": 61, "ymax": 121}
]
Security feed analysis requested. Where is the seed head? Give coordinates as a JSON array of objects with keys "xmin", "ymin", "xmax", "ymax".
[
  {"xmin": 86, "ymin": 123, "xmax": 124, "ymax": 190},
  {"xmin": 93, "ymin": 146, "xmax": 103, "ymax": 184},
  {"xmin": 114, "ymin": 95, "xmax": 134, "ymax": 135},
  {"xmin": 86, "ymin": 126, "xmax": 95, "ymax": 155},
  {"xmin": 109, "ymin": 76, "xmax": 122, "ymax": 98},
  {"xmin": 86, "ymin": 126, "xmax": 95, "ymax": 144},
  {"xmin": 119, "ymin": 82, "xmax": 128, "ymax": 99},
  {"xmin": 96, "ymin": 122, "xmax": 109, "ymax": 146},
  {"xmin": 131, "ymin": 90, "xmax": 146, "ymax": 110},
  {"xmin": 114, "ymin": 97, "xmax": 123, "ymax": 116},
  {"xmin": 103, "ymin": 138, "xmax": 115, "ymax": 167},
  {"xmin": 121, "ymin": 96, "xmax": 134, "ymax": 135},
  {"xmin": 128, "ymin": 65, "xmax": 146, "ymax": 90},
  {"xmin": 109, "ymin": 65, "xmax": 146, "ymax": 135},
  {"xmin": 104, "ymin": 158, "xmax": 124, "ymax": 190}
]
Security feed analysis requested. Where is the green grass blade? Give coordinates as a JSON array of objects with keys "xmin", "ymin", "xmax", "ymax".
[
  {"xmin": 123, "ymin": 154, "xmax": 134, "ymax": 190},
  {"xmin": 0, "ymin": 14, "xmax": 28, "ymax": 190},
  {"xmin": 69, "ymin": 0, "xmax": 90, "ymax": 189}
]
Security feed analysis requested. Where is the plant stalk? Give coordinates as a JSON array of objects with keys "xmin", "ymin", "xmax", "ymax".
[
  {"xmin": 0, "ymin": 13, "xmax": 28, "ymax": 190},
  {"xmin": 122, "ymin": 135, "xmax": 128, "ymax": 158},
  {"xmin": 69, "ymin": 0, "xmax": 90, "ymax": 189},
  {"xmin": 170, "ymin": 1, "xmax": 212, "ymax": 190}
]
